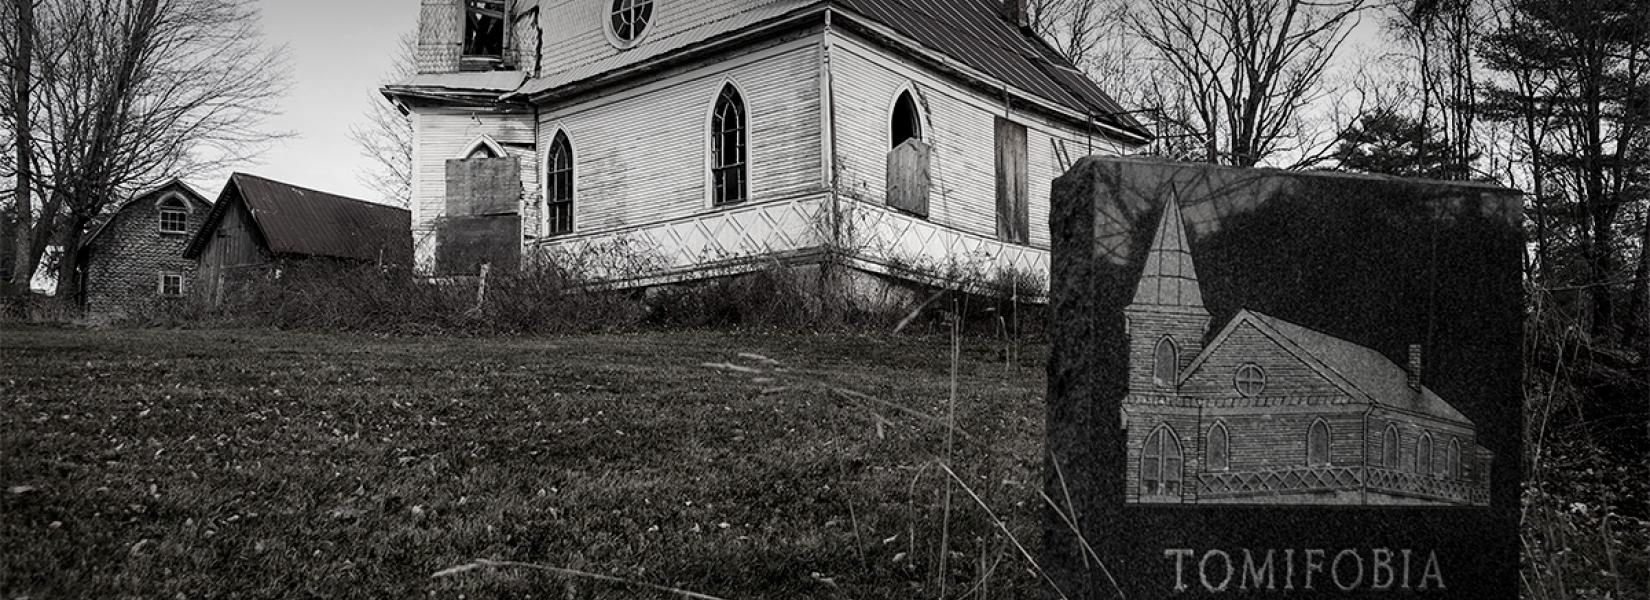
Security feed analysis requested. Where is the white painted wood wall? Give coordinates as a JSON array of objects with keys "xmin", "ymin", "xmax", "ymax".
[{"xmin": 408, "ymin": 108, "xmax": 538, "ymax": 271}]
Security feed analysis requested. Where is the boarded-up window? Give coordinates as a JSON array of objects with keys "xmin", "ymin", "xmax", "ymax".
[
  {"xmin": 439, "ymin": 156, "xmax": 521, "ymax": 275},
  {"xmin": 994, "ymin": 117, "xmax": 1028, "ymax": 244},
  {"xmin": 1307, "ymin": 420, "xmax": 1331, "ymax": 466},
  {"xmin": 886, "ymin": 139, "xmax": 930, "ymax": 217}
]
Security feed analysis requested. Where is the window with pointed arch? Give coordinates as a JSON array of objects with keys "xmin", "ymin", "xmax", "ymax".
[
  {"xmin": 891, "ymin": 90, "xmax": 922, "ymax": 148},
  {"xmin": 1141, "ymin": 425, "xmax": 1183, "ymax": 500},
  {"xmin": 1382, "ymin": 424, "xmax": 1400, "ymax": 469},
  {"xmin": 544, "ymin": 131, "xmax": 573, "ymax": 236},
  {"xmin": 1206, "ymin": 422, "xmax": 1229, "ymax": 471},
  {"xmin": 710, "ymin": 84, "xmax": 747, "ymax": 206},
  {"xmin": 1153, "ymin": 337, "xmax": 1177, "ymax": 389},
  {"xmin": 466, "ymin": 143, "xmax": 499, "ymax": 159},
  {"xmin": 157, "ymin": 196, "xmax": 189, "ymax": 234},
  {"xmin": 1446, "ymin": 438, "xmax": 1461, "ymax": 480},
  {"xmin": 1416, "ymin": 432, "xmax": 1434, "ymax": 476},
  {"xmin": 1307, "ymin": 419, "xmax": 1331, "ymax": 466}
]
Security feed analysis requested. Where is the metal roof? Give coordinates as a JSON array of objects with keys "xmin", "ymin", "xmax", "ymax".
[{"xmin": 184, "ymin": 173, "xmax": 411, "ymax": 264}]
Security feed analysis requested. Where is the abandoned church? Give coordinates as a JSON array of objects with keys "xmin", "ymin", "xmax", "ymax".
[{"xmin": 383, "ymin": 0, "xmax": 1150, "ymax": 296}]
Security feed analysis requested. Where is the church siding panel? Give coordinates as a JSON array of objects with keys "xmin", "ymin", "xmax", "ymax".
[
  {"xmin": 535, "ymin": 40, "xmax": 821, "ymax": 233},
  {"xmin": 535, "ymin": 0, "xmax": 809, "ymax": 81},
  {"xmin": 828, "ymin": 33, "xmax": 1116, "ymax": 249}
]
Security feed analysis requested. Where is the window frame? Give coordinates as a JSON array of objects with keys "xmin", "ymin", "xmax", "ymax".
[
  {"xmin": 1152, "ymin": 336, "xmax": 1178, "ymax": 389},
  {"xmin": 888, "ymin": 86, "xmax": 926, "ymax": 150},
  {"xmin": 543, "ymin": 128, "xmax": 575, "ymax": 237},
  {"xmin": 1306, "ymin": 419, "xmax": 1331, "ymax": 467},
  {"xmin": 707, "ymin": 81, "xmax": 749, "ymax": 207},
  {"xmin": 1140, "ymin": 424, "xmax": 1184, "ymax": 500},
  {"xmin": 158, "ymin": 272, "xmax": 185, "ymax": 297},
  {"xmin": 461, "ymin": 0, "xmax": 508, "ymax": 59},
  {"xmin": 1382, "ymin": 423, "xmax": 1400, "ymax": 469},
  {"xmin": 157, "ymin": 195, "xmax": 190, "ymax": 235},
  {"xmin": 1416, "ymin": 431, "xmax": 1434, "ymax": 476},
  {"xmin": 1205, "ymin": 421, "xmax": 1229, "ymax": 471},
  {"xmin": 604, "ymin": 0, "xmax": 656, "ymax": 49},
  {"xmin": 1234, "ymin": 363, "xmax": 1266, "ymax": 397},
  {"xmin": 1446, "ymin": 438, "xmax": 1461, "ymax": 480}
]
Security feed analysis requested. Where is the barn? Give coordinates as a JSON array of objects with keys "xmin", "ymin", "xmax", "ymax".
[
  {"xmin": 382, "ymin": 0, "xmax": 1151, "ymax": 298},
  {"xmin": 75, "ymin": 180, "xmax": 212, "ymax": 317},
  {"xmin": 1121, "ymin": 198, "xmax": 1493, "ymax": 507},
  {"xmin": 182, "ymin": 173, "xmax": 412, "ymax": 305}
]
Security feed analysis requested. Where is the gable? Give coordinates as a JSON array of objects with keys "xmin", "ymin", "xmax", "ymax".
[
  {"xmin": 81, "ymin": 181, "xmax": 211, "ymax": 251},
  {"xmin": 1178, "ymin": 319, "xmax": 1349, "ymax": 400}
]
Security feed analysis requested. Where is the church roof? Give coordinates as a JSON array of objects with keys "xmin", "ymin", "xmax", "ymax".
[
  {"xmin": 1188, "ymin": 310, "xmax": 1470, "ymax": 424},
  {"xmin": 1129, "ymin": 197, "xmax": 1204, "ymax": 312}
]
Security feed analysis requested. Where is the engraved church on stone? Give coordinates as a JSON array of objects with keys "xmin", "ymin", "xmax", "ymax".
[{"xmin": 1121, "ymin": 198, "xmax": 1492, "ymax": 507}]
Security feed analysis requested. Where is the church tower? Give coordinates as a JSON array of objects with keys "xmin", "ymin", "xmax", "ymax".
[
  {"xmin": 417, "ymin": 0, "xmax": 518, "ymax": 75},
  {"xmin": 1124, "ymin": 196, "xmax": 1211, "ymax": 394}
]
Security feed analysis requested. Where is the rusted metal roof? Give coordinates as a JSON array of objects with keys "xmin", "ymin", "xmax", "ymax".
[{"xmin": 184, "ymin": 173, "xmax": 411, "ymax": 264}]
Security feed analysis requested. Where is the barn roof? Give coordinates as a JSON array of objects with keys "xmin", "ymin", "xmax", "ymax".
[
  {"xmin": 1188, "ymin": 310, "xmax": 1470, "ymax": 424},
  {"xmin": 184, "ymin": 173, "xmax": 411, "ymax": 263},
  {"xmin": 81, "ymin": 179, "xmax": 212, "ymax": 250}
]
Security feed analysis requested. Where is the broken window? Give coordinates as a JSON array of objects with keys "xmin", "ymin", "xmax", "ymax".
[
  {"xmin": 711, "ymin": 84, "xmax": 747, "ymax": 206},
  {"xmin": 463, "ymin": 0, "xmax": 506, "ymax": 58},
  {"xmin": 891, "ymin": 90, "xmax": 922, "ymax": 148},
  {"xmin": 157, "ymin": 196, "xmax": 188, "ymax": 234},
  {"xmin": 545, "ymin": 131, "xmax": 573, "ymax": 235},
  {"xmin": 609, "ymin": 0, "xmax": 654, "ymax": 44}
]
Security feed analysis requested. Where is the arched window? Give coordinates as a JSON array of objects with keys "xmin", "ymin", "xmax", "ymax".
[
  {"xmin": 466, "ymin": 145, "xmax": 498, "ymax": 159},
  {"xmin": 1416, "ymin": 432, "xmax": 1434, "ymax": 476},
  {"xmin": 710, "ymin": 84, "xmax": 747, "ymax": 205},
  {"xmin": 1307, "ymin": 419, "xmax": 1331, "ymax": 466},
  {"xmin": 1152, "ymin": 337, "xmax": 1177, "ymax": 389},
  {"xmin": 1234, "ymin": 363, "xmax": 1266, "ymax": 397},
  {"xmin": 1446, "ymin": 438, "xmax": 1461, "ymax": 480},
  {"xmin": 1382, "ymin": 424, "xmax": 1400, "ymax": 469},
  {"xmin": 891, "ymin": 90, "xmax": 923, "ymax": 148},
  {"xmin": 1206, "ymin": 422, "xmax": 1229, "ymax": 471},
  {"xmin": 1141, "ymin": 425, "xmax": 1184, "ymax": 499},
  {"xmin": 157, "ymin": 196, "xmax": 189, "ymax": 234},
  {"xmin": 545, "ymin": 131, "xmax": 573, "ymax": 235}
]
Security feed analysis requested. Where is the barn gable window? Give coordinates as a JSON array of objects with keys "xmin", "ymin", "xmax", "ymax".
[
  {"xmin": 1152, "ymin": 337, "xmax": 1177, "ymax": 388},
  {"xmin": 544, "ymin": 131, "xmax": 573, "ymax": 236},
  {"xmin": 1307, "ymin": 419, "xmax": 1330, "ymax": 466},
  {"xmin": 157, "ymin": 196, "xmax": 189, "ymax": 234},
  {"xmin": 1446, "ymin": 438, "xmax": 1461, "ymax": 480},
  {"xmin": 1141, "ymin": 424, "xmax": 1183, "ymax": 500},
  {"xmin": 1206, "ymin": 422, "xmax": 1229, "ymax": 471},
  {"xmin": 607, "ymin": 0, "xmax": 654, "ymax": 47},
  {"xmin": 1234, "ymin": 363, "xmax": 1266, "ymax": 397},
  {"xmin": 463, "ymin": 0, "xmax": 506, "ymax": 58},
  {"xmin": 710, "ymin": 83, "xmax": 747, "ymax": 206},
  {"xmin": 1417, "ymin": 432, "xmax": 1434, "ymax": 476},
  {"xmin": 1382, "ymin": 424, "xmax": 1400, "ymax": 468}
]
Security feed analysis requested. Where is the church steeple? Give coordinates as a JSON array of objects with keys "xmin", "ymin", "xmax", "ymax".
[
  {"xmin": 1125, "ymin": 196, "xmax": 1211, "ymax": 393},
  {"xmin": 1130, "ymin": 194, "xmax": 1205, "ymax": 313}
]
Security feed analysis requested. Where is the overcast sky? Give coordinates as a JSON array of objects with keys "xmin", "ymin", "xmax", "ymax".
[{"xmin": 189, "ymin": 0, "xmax": 415, "ymax": 204}]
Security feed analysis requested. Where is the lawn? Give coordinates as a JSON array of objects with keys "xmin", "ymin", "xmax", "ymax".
[{"xmin": 1, "ymin": 326, "xmax": 1053, "ymax": 599}]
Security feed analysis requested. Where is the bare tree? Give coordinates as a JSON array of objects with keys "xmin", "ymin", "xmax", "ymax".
[
  {"xmin": 1126, "ymin": 0, "xmax": 1369, "ymax": 167},
  {"xmin": 0, "ymin": 0, "xmax": 288, "ymax": 302},
  {"xmin": 350, "ymin": 32, "xmax": 416, "ymax": 208},
  {"xmin": 1, "ymin": 0, "xmax": 34, "ymax": 298}
]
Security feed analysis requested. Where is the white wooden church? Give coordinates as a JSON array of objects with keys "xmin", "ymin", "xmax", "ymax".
[{"xmin": 384, "ymin": 0, "xmax": 1149, "ymax": 295}]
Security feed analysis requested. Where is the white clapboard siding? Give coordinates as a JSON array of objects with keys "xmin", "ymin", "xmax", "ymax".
[
  {"xmin": 536, "ymin": 0, "xmax": 809, "ymax": 81},
  {"xmin": 828, "ymin": 31, "xmax": 1128, "ymax": 250},
  {"xmin": 534, "ymin": 38, "xmax": 822, "ymax": 235},
  {"xmin": 409, "ymin": 109, "xmax": 538, "ymax": 269}
]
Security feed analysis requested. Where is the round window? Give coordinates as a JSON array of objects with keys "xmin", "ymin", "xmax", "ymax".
[
  {"xmin": 1234, "ymin": 363, "xmax": 1266, "ymax": 397},
  {"xmin": 608, "ymin": 0, "xmax": 654, "ymax": 47}
]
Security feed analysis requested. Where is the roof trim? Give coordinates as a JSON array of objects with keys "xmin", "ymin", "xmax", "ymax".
[{"xmin": 1179, "ymin": 310, "xmax": 1367, "ymax": 399}]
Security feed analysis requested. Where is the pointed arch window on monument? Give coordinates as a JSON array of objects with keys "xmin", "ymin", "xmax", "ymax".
[
  {"xmin": 1141, "ymin": 425, "xmax": 1184, "ymax": 499},
  {"xmin": 1307, "ymin": 419, "xmax": 1331, "ymax": 466},
  {"xmin": 1446, "ymin": 438, "xmax": 1461, "ymax": 480},
  {"xmin": 1206, "ymin": 422, "xmax": 1229, "ymax": 471},
  {"xmin": 1382, "ymin": 424, "xmax": 1400, "ymax": 469},
  {"xmin": 1417, "ymin": 432, "xmax": 1434, "ymax": 476},
  {"xmin": 1153, "ymin": 337, "xmax": 1177, "ymax": 389}
]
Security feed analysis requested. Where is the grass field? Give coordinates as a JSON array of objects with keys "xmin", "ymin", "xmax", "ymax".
[{"xmin": 1, "ymin": 326, "xmax": 1052, "ymax": 599}]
